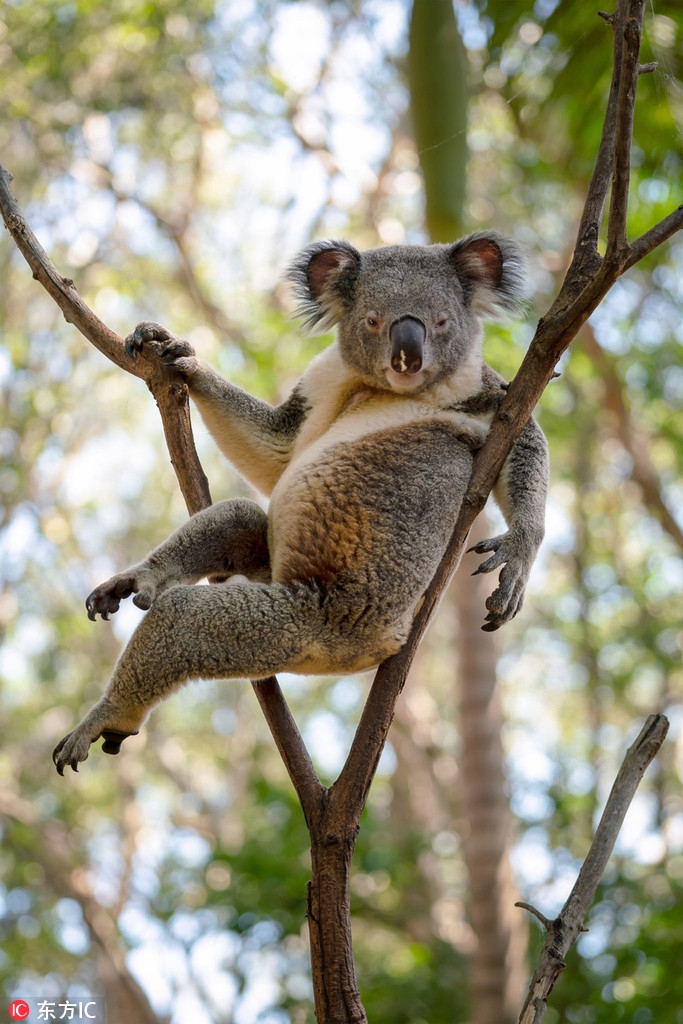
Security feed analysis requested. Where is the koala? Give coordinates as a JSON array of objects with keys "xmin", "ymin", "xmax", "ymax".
[{"xmin": 53, "ymin": 232, "xmax": 548, "ymax": 775}]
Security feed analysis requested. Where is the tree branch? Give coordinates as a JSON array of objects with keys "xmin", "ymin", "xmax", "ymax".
[
  {"xmin": 574, "ymin": 10, "xmax": 626, "ymax": 261},
  {"xmin": 625, "ymin": 204, "xmax": 683, "ymax": 269},
  {"xmin": 606, "ymin": 0, "xmax": 645, "ymax": 256},
  {"xmin": 516, "ymin": 714, "xmax": 669, "ymax": 1024},
  {"xmin": 251, "ymin": 677, "xmax": 325, "ymax": 824},
  {"xmin": 0, "ymin": 168, "xmax": 131, "ymax": 373},
  {"xmin": 0, "ymin": 164, "xmax": 212, "ymax": 518}
]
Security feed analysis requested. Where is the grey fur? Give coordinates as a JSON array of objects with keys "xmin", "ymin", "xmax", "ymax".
[{"xmin": 53, "ymin": 232, "xmax": 548, "ymax": 774}]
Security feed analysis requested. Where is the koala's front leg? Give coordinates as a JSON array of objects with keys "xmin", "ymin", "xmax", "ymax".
[
  {"xmin": 125, "ymin": 320, "xmax": 200, "ymax": 377},
  {"xmin": 124, "ymin": 321, "xmax": 309, "ymax": 496},
  {"xmin": 470, "ymin": 527, "xmax": 543, "ymax": 631},
  {"xmin": 470, "ymin": 417, "xmax": 548, "ymax": 631}
]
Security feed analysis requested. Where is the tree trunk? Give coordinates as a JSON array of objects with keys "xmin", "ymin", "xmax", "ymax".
[
  {"xmin": 307, "ymin": 811, "xmax": 365, "ymax": 1024},
  {"xmin": 453, "ymin": 518, "xmax": 528, "ymax": 1024},
  {"xmin": 407, "ymin": 0, "xmax": 467, "ymax": 241}
]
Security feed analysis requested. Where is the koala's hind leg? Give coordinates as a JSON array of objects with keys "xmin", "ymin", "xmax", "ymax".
[
  {"xmin": 86, "ymin": 498, "xmax": 271, "ymax": 620},
  {"xmin": 53, "ymin": 579, "xmax": 323, "ymax": 774}
]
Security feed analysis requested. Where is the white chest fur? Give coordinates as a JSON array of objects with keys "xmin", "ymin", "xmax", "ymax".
[{"xmin": 270, "ymin": 343, "xmax": 490, "ymax": 511}]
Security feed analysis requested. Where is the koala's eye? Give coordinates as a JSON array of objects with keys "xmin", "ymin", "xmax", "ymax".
[
  {"xmin": 365, "ymin": 314, "xmax": 381, "ymax": 331},
  {"xmin": 434, "ymin": 316, "xmax": 449, "ymax": 330}
]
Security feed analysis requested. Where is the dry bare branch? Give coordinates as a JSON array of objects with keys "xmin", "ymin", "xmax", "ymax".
[
  {"xmin": 0, "ymin": 165, "xmax": 212, "ymax": 517},
  {"xmin": 516, "ymin": 714, "xmax": 670, "ymax": 1024}
]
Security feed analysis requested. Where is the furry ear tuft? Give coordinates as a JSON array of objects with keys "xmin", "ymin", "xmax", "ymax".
[
  {"xmin": 285, "ymin": 240, "xmax": 361, "ymax": 335},
  {"xmin": 449, "ymin": 232, "xmax": 528, "ymax": 319}
]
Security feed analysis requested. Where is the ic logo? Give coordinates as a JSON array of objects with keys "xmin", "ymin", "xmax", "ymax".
[{"xmin": 8, "ymin": 1001, "xmax": 30, "ymax": 1020}]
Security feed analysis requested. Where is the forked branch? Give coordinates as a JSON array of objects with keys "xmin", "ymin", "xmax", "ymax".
[{"xmin": 607, "ymin": 0, "xmax": 642, "ymax": 254}]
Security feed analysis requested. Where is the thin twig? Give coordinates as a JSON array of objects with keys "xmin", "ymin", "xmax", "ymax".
[
  {"xmin": 607, "ymin": 0, "xmax": 645, "ymax": 256},
  {"xmin": 561, "ymin": 715, "xmax": 669, "ymax": 933},
  {"xmin": 514, "ymin": 902, "xmax": 553, "ymax": 931},
  {"xmin": 0, "ymin": 163, "xmax": 212, "ymax": 517},
  {"xmin": 0, "ymin": 166, "xmax": 133, "ymax": 373},
  {"xmin": 517, "ymin": 714, "xmax": 669, "ymax": 1024},
  {"xmin": 574, "ymin": 9, "xmax": 625, "ymax": 260},
  {"xmin": 624, "ymin": 204, "xmax": 683, "ymax": 269}
]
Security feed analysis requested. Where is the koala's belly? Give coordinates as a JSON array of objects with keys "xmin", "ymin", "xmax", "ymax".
[{"xmin": 268, "ymin": 418, "xmax": 475, "ymax": 609}]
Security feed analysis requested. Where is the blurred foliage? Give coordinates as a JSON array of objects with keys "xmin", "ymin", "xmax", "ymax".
[{"xmin": 1, "ymin": 1, "xmax": 683, "ymax": 1022}]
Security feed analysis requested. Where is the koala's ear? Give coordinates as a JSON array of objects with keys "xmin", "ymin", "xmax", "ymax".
[
  {"xmin": 449, "ymin": 232, "xmax": 528, "ymax": 319},
  {"xmin": 285, "ymin": 240, "xmax": 361, "ymax": 334}
]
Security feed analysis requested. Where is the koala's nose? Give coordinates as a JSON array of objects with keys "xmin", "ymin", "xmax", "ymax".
[{"xmin": 389, "ymin": 316, "xmax": 425, "ymax": 375}]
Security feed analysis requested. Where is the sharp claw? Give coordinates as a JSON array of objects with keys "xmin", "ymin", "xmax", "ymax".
[
  {"xmin": 125, "ymin": 338, "xmax": 137, "ymax": 358},
  {"xmin": 474, "ymin": 560, "xmax": 499, "ymax": 576}
]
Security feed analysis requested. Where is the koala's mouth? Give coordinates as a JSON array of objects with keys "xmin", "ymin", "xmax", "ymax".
[{"xmin": 384, "ymin": 366, "xmax": 429, "ymax": 392}]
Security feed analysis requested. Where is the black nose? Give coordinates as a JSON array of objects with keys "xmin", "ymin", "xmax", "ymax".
[{"xmin": 389, "ymin": 316, "xmax": 425, "ymax": 375}]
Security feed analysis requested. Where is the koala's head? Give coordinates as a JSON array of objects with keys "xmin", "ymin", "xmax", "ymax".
[{"xmin": 286, "ymin": 233, "xmax": 527, "ymax": 394}]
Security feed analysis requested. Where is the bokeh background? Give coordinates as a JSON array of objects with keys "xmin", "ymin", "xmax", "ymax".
[{"xmin": 1, "ymin": 2, "xmax": 682, "ymax": 1022}]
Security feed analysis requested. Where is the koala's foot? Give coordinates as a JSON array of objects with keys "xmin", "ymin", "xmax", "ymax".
[
  {"xmin": 53, "ymin": 711, "xmax": 139, "ymax": 775},
  {"xmin": 124, "ymin": 321, "xmax": 199, "ymax": 377},
  {"xmin": 86, "ymin": 566, "xmax": 162, "ymax": 620},
  {"xmin": 469, "ymin": 532, "xmax": 535, "ymax": 632}
]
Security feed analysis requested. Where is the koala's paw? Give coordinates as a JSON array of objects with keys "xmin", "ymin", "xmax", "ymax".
[
  {"xmin": 469, "ymin": 532, "xmax": 533, "ymax": 632},
  {"xmin": 53, "ymin": 724, "xmax": 138, "ymax": 775},
  {"xmin": 86, "ymin": 568, "xmax": 159, "ymax": 621},
  {"xmin": 124, "ymin": 321, "xmax": 199, "ymax": 377}
]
